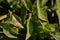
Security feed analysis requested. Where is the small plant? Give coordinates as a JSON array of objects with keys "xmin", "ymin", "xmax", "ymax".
[{"xmin": 0, "ymin": 0, "xmax": 60, "ymax": 40}]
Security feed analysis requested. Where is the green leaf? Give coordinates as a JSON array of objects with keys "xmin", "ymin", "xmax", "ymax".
[
  {"xmin": 11, "ymin": 15, "xmax": 24, "ymax": 28},
  {"xmin": 3, "ymin": 29, "xmax": 17, "ymax": 38},
  {"xmin": 0, "ymin": 23, "xmax": 17, "ymax": 38},
  {"xmin": 37, "ymin": 0, "xmax": 48, "ymax": 21},
  {"xmin": 56, "ymin": 0, "xmax": 60, "ymax": 26},
  {"xmin": 25, "ymin": 14, "xmax": 33, "ymax": 40},
  {"xmin": 9, "ymin": 27, "xmax": 19, "ymax": 35},
  {"xmin": 41, "ymin": 0, "xmax": 48, "ymax": 7},
  {"xmin": 0, "ymin": 0, "xmax": 4, "ymax": 3},
  {"xmin": 13, "ymin": 14, "xmax": 21, "ymax": 23},
  {"xmin": 20, "ymin": 6, "xmax": 26, "ymax": 24},
  {"xmin": 51, "ymin": 32, "xmax": 60, "ymax": 40},
  {"xmin": 7, "ymin": 0, "xmax": 21, "ymax": 10},
  {"xmin": 21, "ymin": 0, "xmax": 32, "ymax": 12},
  {"xmin": 49, "ymin": 24, "xmax": 60, "ymax": 40},
  {"xmin": 8, "ymin": 10, "xmax": 24, "ymax": 28},
  {"xmin": 50, "ymin": 29, "xmax": 60, "ymax": 40}
]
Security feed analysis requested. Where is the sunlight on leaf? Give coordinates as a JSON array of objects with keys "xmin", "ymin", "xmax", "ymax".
[
  {"xmin": 26, "ymin": 13, "xmax": 33, "ymax": 40},
  {"xmin": 37, "ymin": 0, "xmax": 48, "ymax": 21},
  {"xmin": 56, "ymin": 0, "xmax": 60, "ymax": 26}
]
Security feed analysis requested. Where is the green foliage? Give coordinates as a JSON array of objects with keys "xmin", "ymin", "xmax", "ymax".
[{"xmin": 0, "ymin": 0, "xmax": 60, "ymax": 40}]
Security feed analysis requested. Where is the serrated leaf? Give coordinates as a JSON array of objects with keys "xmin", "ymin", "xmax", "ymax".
[{"xmin": 37, "ymin": 0, "xmax": 48, "ymax": 21}]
